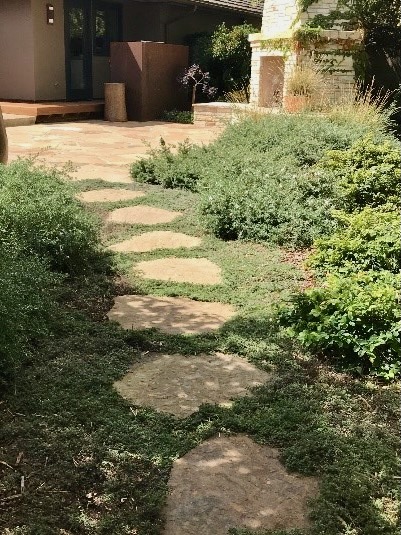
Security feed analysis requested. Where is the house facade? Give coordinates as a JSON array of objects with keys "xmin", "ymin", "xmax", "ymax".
[{"xmin": 0, "ymin": 0, "xmax": 261, "ymax": 102}]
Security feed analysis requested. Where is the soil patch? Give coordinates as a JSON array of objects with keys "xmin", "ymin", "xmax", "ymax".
[
  {"xmin": 76, "ymin": 188, "xmax": 145, "ymax": 203},
  {"xmin": 114, "ymin": 352, "xmax": 270, "ymax": 417},
  {"xmin": 135, "ymin": 258, "xmax": 222, "ymax": 285},
  {"xmin": 107, "ymin": 295, "xmax": 236, "ymax": 334},
  {"xmin": 69, "ymin": 164, "xmax": 132, "ymax": 183},
  {"xmin": 108, "ymin": 231, "xmax": 201, "ymax": 253},
  {"xmin": 164, "ymin": 434, "xmax": 319, "ymax": 535},
  {"xmin": 106, "ymin": 206, "xmax": 182, "ymax": 225}
]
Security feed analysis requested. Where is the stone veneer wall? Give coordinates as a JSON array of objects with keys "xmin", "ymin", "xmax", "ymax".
[{"xmin": 249, "ymin": 0, "xmax": 363, "ymax": 107}]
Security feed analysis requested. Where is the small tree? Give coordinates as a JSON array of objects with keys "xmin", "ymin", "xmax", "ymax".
[
  {"xmin": 190, "ymin": 22, "xmax": 258, "ymax": 101},
  {"xmin": 179, "ymin": 64, "xmax": 217, "ymax": 106}
]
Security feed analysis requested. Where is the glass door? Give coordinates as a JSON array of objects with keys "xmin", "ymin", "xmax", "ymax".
[{"xmin": 65, "ymin": 0, "xmax": 93, "ymax": 100}]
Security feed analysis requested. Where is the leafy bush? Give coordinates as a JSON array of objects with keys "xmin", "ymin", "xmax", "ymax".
[
  {"xmin": 0, "ymin": 245, "xmax": 61, "ymax": 379},
  {"xmin": 199, "ymin": 161, "xmax": 336, "ymax": 245},
  {"xmin": 131, "ymin": 139, "xmax": 209, "ymax": 191},
  {"xmin": 161, "ymin": 110, "xmax": 193, "ymax": 124},
  {"xmin": 131, "ymin": 114, "xmax": 378, "ymax": 246},
  {"xmin": 279, "ymin": 270, "xmax": 401, "ymax": 379},
  {"xmin": 308, "ymin": 206, "xmax": 401, "ymax": 274},
  {"xmin": 198, "ymin": 114, "xmax": 371, "ymax": 246},
  {"xmin": 189, "ymin": 23, "xmax": 257, "ymax": 99},
  {"xmin": 321, "ymin": 136, "xmax": 401, "ymax": 211},
  {"xmin": 0, "ymin": 160, "xmax": 101, "ymax": 274}
]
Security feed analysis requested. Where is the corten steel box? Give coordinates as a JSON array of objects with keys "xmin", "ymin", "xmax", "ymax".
[{"xmin": 110, "ymin": 41, "xmax": 189, "ymax": 122}]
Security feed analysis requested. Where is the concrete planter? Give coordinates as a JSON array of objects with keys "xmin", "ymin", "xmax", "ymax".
[
  {"xmin": 0, "ymin": 106, "xmax": 8, "ymax": 164},
  {"xmin": 282, "ymin": 95, "xmax": 309, "ymax": 113}
]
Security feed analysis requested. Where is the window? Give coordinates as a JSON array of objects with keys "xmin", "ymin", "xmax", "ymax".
[{"xmin": 93, "ymin": 3, "xmax": 121, "ymax": 56}]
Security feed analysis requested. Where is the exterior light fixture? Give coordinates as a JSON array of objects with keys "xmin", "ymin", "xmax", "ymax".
[{"xmin": 46, "ymin": 4, "xmax": 54, "ymax": 25}]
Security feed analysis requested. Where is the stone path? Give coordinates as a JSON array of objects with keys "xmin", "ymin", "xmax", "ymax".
[
  {"xmin": 13, "ymin": 120, "xmax": 317, "ymax": 533},
  {"xmin": 96, "ymin": 172, "xmax": 318, "ymax": 532},
  {"xmin": 106, "ymin": 205, "xmax": 182, "ymax": 225},
  {"xmin": 108, "ymin": 231, "xmax": 202, "ymax": 253},
  {"xmin": 164, "ymin": 435, "xmax": 318, "ymax": 535},
  {"xmin": 107, "ymin": 295, "xmax": 236, "ymax": 334},
  {"xmin": 114, "ymin": 352, "xmax": 271, "ymax": 417},
  {"xmin": 134, "ymin": 257, "xmax": 222, "ymax": 285},
  {"xmin": 76, "ymin": 188, "xmax": 145, "ymax": 203}
]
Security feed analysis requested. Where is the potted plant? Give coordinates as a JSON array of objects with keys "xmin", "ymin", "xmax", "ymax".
[{"xmin": 283, "ymin": 64, "xmax": 322, "ymax": 113}]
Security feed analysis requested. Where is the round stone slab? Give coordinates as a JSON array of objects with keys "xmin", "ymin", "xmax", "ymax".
[
  {"xmin": 107, "ymin": 295, "xmax": 236, "ymax": 334},
  {"xmin": 114, "ymin": 352, "xmax": 270, "ymax": 417},
  {"xmin": 106, "ymin": 205, "xmax": 182, "ymax": 225},
  {"xmin": 135, "ymin": 258, "xmax": 222, "ymax": 285},
  {"xmin": 76, "ymin": 188, "xmax": 145, "ymax": 203},
  {"xmin": 164, "ymin": 435, "xmax": 319, "ymax": 535},
  {"xmin": 70, "ymin": 164, "xmax": 132, "ymax": 183},
  {"xmin": 108, "ymin": 231, "xmax": 202, "ymax": 253}
]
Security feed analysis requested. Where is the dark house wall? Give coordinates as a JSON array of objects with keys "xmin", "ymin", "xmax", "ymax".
[{"xmin": 121, "ymin": 1, "xmax": 261, "ymax": 44}]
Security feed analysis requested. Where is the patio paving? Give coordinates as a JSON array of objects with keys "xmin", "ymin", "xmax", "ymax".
[{"xmin": 6, "ymin": 120, "xmax": 222, "ymax": 180}]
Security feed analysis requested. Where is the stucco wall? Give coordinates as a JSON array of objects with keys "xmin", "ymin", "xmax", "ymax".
[
  {"xmin": 0, "ymin": 0, "xmax": 36, "ymax": 100},
  {"xmin": 32, "ymin": 0, "xmax": 66, "ymax": 100}
]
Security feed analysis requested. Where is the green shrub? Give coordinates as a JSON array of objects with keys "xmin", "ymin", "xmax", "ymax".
[
  {"xmin": 279, "ymin": 270, "xmax": 401, "ymax": 380},
  {"xmin": 131, "ymin": 139, "xmax": 209, "ymax": 191},
  {"xmin": 161, "ymin": 110, "xmax": 193, "ymax": 124},
  {"xmin": 0, "ymin": 245, "xmax": 61, "ymax": 379},
  {"xmin": 198, "ymin": 114, "xmax": 370, "ymax": 246},
  {"xmin": 309, "ymin": 206, "xmax": 401, "ymax": 274},
  {"xmin": 322, "ymin": 136, "xmax": 401, "ymax": 211},
  {"xmin": 189, "ymin": 23, "xmax": 257, "ymax": 99},
  {"xmin": 0, "ymin": 160, "xmax": 102, "ymax": 274},
  {"xmin": 199, "ymin": 161, "xmax": 336, "ymax": 245}
]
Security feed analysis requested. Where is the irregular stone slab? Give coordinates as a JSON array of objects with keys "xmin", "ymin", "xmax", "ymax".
[
  {"xmin": 70, "ymin": 164, "xmax": 132, "ymax": 183},
  {"xmin": 107, "ymin": 295, "xmax": 236, "ymax": 334},
  {"xmin": 135, "ymin": 258, "xmax": 222, "ymax": 285},
  {"xmin": 106, "ymin": 206, "xmax": 182, "ymax": 225},
  {"xmin": 109, "ymin": 231, "xmax": 201, "ymax": 253},
  {"xmin": 76, "ymin": 188, "xmax": 145, "ymax": 203},
  {"xmin": 114, "ymin": 353, "xmax": 270, "ymax": 417},
  {"xmin": 164, "ymin": 435, "xmax": 318, "ymax": 535}
]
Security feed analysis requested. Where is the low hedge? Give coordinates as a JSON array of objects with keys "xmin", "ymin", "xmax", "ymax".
[
  {"xmin": 308, "ymin": 206, "xmax": 401, "ymax": 274},
  {"xmin": 0, "ymin": 160, "xmax": 101, "ymax": 274},
  {"xmin": 279, "ymin": 270, "xmax": 401, "ymax": 380},
  {"xmin": 0, "ymin": 159, "xmax": 104, "ymax": 379},
  {"xmin": 132, "ymin": 113, "xmax": 372, "ymax": 246}
]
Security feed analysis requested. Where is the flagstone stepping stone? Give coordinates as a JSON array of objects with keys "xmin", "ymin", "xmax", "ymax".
[
  {"xmin": 114, "ymin": 352, "xmax": 270, "ymax": 417},
  {"xmin": 107, "ymin": 295, "xmax": 236, "ymax": 334},
  {"xmin": 70, "ymin": 164, "xmax": 132, "ymax": 183},
  {"xmin": 108, "ymin": 231, "xmax": 201, "ymax": 253},
  {"xmin": 164, "ymin": 434, "xmax": 318, "ymax": 535},
  {"xmin": 106, "ymin": 206, "xmax": 182, "ymax": 225},
  {"xmin": 76, "ymin": 188, "xmax": 145, "ymax": 203},
  {"xmin": 135, "ymin": 258, "xmax": 222, "ymax": 285}
]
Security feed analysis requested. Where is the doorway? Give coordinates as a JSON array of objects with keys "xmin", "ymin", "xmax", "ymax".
[
  {"xmin": 259, "ymin": 56, "xmax": 285, "ymax": 108},
  {"xmin": 65, "ymin": 0, "xmax": 122, "ymax": 101}
]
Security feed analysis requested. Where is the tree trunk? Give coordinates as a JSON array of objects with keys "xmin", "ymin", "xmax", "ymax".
[
  {"xmin": 0, "ymin": 106, "xmax": 8, "ymax": 165},
  {"xmin": 191, "ymin": 85, "xmax": 197, "ymax": 108}
]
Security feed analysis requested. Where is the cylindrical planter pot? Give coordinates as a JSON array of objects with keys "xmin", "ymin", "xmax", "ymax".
[
  {"xmin": 104, "ymin": 83, "xmax": 128, "ymax": 122},
  {"xmin": 283, "ymin": 95, "xmax": 309, "ymax": 113},
  {"xmin": 0, "ymin": 106, "xmax": 8, "ymax": 164}
]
